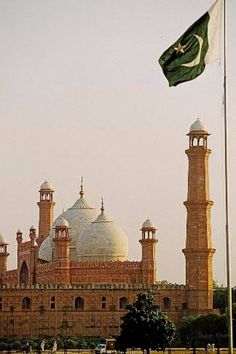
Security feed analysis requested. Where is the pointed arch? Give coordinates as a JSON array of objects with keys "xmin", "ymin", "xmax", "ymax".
[
  {"xmin": 119, "ymin": 297, "xmax": 128, "ymax": 310},
  {"xmin": 20, "ymin": 261, "xmax": 29, "ymax": 285},
  {"xmin": 75, "ymin": 297, "xmax": 84, "ymax": 310}
]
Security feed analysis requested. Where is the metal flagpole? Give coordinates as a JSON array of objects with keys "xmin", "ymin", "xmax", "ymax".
[{"xmin": 223, "ymin": 0, "xmax": 233, "ymax": 352}]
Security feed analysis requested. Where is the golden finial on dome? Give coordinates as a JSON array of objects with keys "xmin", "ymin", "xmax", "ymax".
[{"xmin": 80, "ymin": 177, "xmax": 84, "ymax": 198}]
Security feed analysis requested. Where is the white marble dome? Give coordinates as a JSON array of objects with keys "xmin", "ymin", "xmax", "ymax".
[
  {"xmin": 39, "ymin": 190, "xmax": 99, "ymax": 262},
  {"xmin": 40, "ymin": 180, "xmax": 54, "ymax": 191},
  {"xmin": 55, "ymin": 216, "xmax": 69, "ymax": 228},
  {"xmin": 0, "ymin": 233, "xmax": 6, "ymax": 243},
  {"xmin": 142, "ymin": 218, "xmax": 156, "ymax": 229},
  {"xmin": 76, "ymin": 206, "xmax": 128, "ymax": 262},
  {"xmin": 190, "ymin": 118, "xmax": 207, "ymax": 132}
]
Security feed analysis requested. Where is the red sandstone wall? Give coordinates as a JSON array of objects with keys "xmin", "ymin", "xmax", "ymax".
[{"xmin": 0, "ymin": 285, "xmax": 187, "ymax": 338}]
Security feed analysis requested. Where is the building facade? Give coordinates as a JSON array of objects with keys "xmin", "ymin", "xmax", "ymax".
[{"xmin": 0, "ymin": 120, "xmax": 215, "ymax": 338}]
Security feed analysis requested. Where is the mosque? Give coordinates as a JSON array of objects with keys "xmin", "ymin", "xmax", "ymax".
[{"xmin": 0, "ymin": 119, "xmax": 215, "ymax": 338}]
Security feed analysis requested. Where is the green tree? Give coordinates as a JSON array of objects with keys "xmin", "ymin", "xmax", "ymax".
[
  {"xmin": 178, "ymin": 313, "xmax": 227, "ymax": 348},
  {"xmin": 213, "ymin": 282, "xmax": 227, "ymax": 314},
  {"xmin": 116, "ymin": 292, "xmax": 175, "ymax": 354}
]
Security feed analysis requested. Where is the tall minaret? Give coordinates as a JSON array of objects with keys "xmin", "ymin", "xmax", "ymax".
[
  {"xmin": 182, "ymin": 119, "xmax": 215, "ymax": 311},
  {"xmin": 139, "ymin": 219, "xmax": 158, "ymax": 284},
  {"xmin": 37, "ymin": 180, "xmax": 55, "ymax": 247}
]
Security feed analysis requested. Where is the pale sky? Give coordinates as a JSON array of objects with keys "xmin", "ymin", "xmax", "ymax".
[{"xmin": 0, "ymin": 0, "xmax": 235, "ymax": 285}]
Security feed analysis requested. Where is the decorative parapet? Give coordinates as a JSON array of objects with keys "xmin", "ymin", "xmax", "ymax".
[
  {"xmin": 0, "ymin": 283, "xmax": 186, "ymax": 291},
  {"xmin": 69, "ymin": 260, "xmax": 141, "ymax": 269}
]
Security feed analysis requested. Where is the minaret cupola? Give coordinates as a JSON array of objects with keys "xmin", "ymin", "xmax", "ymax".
[
  {"xmin": 141, "ymin": 219, "xmax": 157, "ymax": 240},
  {"xmin": 188, "ymin": 118, "xmax": 209, "ymax": 148}
]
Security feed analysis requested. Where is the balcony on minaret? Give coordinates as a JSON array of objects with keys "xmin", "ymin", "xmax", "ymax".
[
  {"xmin": 187, "ymin": 118, "xmax": 209, "ymax": 149},
  {"xmin": 141, "ymin": 219, "xmax": 157, "ymax": 240}
]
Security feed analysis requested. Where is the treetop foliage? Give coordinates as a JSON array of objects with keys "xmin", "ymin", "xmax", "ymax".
[{"xmin": 116, "ymin": 292, "xmax": 175, "ymax": 351}]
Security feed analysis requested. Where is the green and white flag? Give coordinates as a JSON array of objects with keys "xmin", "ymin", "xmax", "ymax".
[{"xmin": 159, "ymin": 0, "xmax": 222, "ymax": 86}]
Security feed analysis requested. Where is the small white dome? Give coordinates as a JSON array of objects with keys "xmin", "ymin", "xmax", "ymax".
[
  {"xmin": 0, "ymin": 233, "xmax": 7, "ymax": 243},
  {"xmin": 190, "ymin": 118, "xmax": 207, "ymax": 132},
  {"xmin": 55, "ymin": 217, "xmax": 69, "ymax": 228},
  {"xmin": 142, "ymin": 218, "xmax": 156, "ymax": 229},
  {"xmin": 40, "ymin": 180, "xmax": 53, "ymax": 191},
  {"xmin": 77, "ymin": 209, "xmax": 128, "ymax": 262}
]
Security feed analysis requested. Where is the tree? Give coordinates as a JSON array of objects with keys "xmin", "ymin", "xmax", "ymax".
[
  {"xmin": 178, "ymin": 313, "xmax": 227, "ymax": 348},
  {"xmin": 213, "ymin": 282, "xmax": 227, "ymax": 314},
  {"xmin": 116, "ymin": 292, "xmax": 175, "ymax": 354}
]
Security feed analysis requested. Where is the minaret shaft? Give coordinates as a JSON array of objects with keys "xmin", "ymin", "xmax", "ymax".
[{"xmin": 183, "ymin": 124, "xmax": 215, "ymax": 312}]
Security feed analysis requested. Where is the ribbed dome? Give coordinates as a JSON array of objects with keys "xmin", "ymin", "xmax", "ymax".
[
  {"xmin": 40, "ymin": 180, "xmax": 53, "ymax": 191},
  {"xmin": 0, "ymin": 233, "xmax": 6, "ymax": 243},
  {"xmin": 39, "ymin": 190, "xmax": 98, "ymax": 262},
  {"xmin": 190, "ymin": 118, "xmax": 207, "ymax": 132},
  {"xmin": 77, "ymin": 207, "xmax": 128, "ymax": 262},
  {"xmin": 142, "ymin": 218, "xmax": 156, "ymax": 229}
]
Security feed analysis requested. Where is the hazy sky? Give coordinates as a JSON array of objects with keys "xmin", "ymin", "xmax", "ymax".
[{"xmin": 0, "ymin": 0, "xmax": 235, "ymax": 285}]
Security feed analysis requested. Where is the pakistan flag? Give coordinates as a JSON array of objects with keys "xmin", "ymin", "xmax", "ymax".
[{"xmin": 159, "ymin": 0, "xmax": 222, "ymax": 86}]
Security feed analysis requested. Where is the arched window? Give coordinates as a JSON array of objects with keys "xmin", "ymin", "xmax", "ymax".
[
  {"xmin": 101, "ymin": 296, "xmax": 106, "ymax": 309},
  {"xmin": 198, "ymin": 137, "xmax": 204, "ymax": 146},
  {"xmin": 163, "ymin": 297, "xmax": 171, "ymax": 309},
  {"xmin": 75, "ymin": 297, "xmax": 84, "ymax": 310},
  {"xmin": 119, "ymin": 297, "xmax": 128, "ymax": 310},
  {"xmin": 51, "ymin": 296, "xmax": 56, "ymax": 309},
  {"xmin": 20, "ymin": 261, "xmax": 29, "ymax": 285},
  {"xmin": 22, "ymin": 297, "xmax": 31, "ymax": 310}
]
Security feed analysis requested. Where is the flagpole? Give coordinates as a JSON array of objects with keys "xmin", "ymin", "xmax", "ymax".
[{"xmin": 223, "ymin": 0, "xmax": 233, "ymax": 352}]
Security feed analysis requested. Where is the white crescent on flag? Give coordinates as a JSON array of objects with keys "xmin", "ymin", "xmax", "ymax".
[{"xmin": 181, "ymin": 34, "xmax": 204, "ymax": 67}]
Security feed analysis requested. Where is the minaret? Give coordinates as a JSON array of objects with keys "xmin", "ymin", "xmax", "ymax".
[
  {"xmin": 0, "ymin": 234, "xmax": 9, "ymax": 284},
  {"xmin": 182, "ymin": 119, "xmax": 215, "ymax": 311},
  {"xmin": 37, "ymin": 180, "xmax": 55, "ymax": 247},
  {"xmin": 139, "ymin": 219, "xmax": 158, "ymax": 284},
  {"xmin": 53, "ymin": 217, "xmax": 71, "ymax": 284}
]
